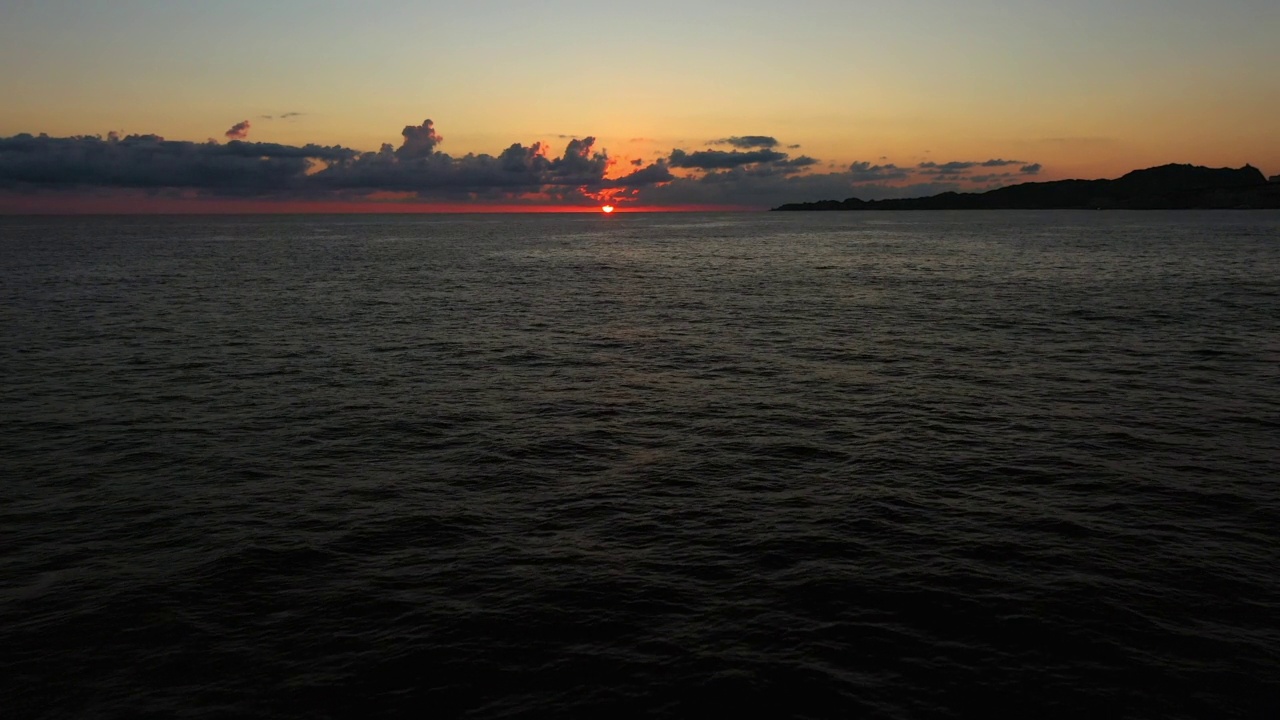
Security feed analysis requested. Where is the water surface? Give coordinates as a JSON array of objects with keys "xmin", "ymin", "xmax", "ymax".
[{"xmin": 2, "ymin": 211, "xmax": 1278, "ymax": 718}]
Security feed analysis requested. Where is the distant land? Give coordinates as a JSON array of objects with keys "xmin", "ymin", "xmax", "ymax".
[{"xmin": 773, "ymin": 164, "xmax": 1280, "ymax": 211}]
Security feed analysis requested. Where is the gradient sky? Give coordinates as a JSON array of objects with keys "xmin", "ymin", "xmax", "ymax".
[{"xmin": 1, "ymin": 0, "xmax": 1277, "ymax": 211}]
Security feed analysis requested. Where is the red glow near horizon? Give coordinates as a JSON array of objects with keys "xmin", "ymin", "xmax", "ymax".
[{"xmin": 0, "ymin": 194, "xmax": 754, "ymax": 215}]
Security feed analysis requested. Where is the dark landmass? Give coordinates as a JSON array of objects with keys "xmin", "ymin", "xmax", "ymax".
[{"xmin": 774, "ymin": 164, "xmax": 1280, "ymax": 210}]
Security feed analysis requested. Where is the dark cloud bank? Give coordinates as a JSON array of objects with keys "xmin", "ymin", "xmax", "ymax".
[{"xmin": 0, "ymin": 119, "xmax": 1043, "ymax": 209}]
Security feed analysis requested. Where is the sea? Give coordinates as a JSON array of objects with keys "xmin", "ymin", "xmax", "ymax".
[{"xmin": 2, "ymin": 211, "xmax": 1278, "ymax": 719}]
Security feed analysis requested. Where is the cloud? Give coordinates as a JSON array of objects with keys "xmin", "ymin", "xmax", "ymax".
[
  {"xmin": 711, "ymin": 135, "xmax": 779, "ymax": 149},
  {"xmin": 307, "ymin": 134, "xmax": 612, "ymax": 198},
  {"xmin": 0, "ymin": 118, "xmax": 1043, "ymax": 209},
  {"xmin": 221, "ymin": 140, "xmax": 355, "ymax": 161},
  {"xmin": 634, "ymin": 151, "xmax": 1045, "ymax": 206},
  {"xmin": 636, "ymin": 166, "xmax": 964, "ymax": 208},
  {"xmin": 0, "ymin": 132, "xmax": 354, "ymax": 193},
  {"xmin": 396, "ymin": 119, "xmax": 443, "ymax": 159},
  {"xmin": 918, "ymin": 161, "xmax": 976, "ymax": 174},
  {"xmin": 917, "ymin": 159, "xmax": 1031, "ymax": 175},
  {"xmin": 777, "ymin": 156, "xmax": 819, "ymax": 170},
  {"xmin": 224, "ymin": 120, "xmax": 251, "ymax": 140},
  {"xmin": 669, "ymin": 148, "xmax": 788, "ymax": 170},
  {"xmin": 848, "ymin": 161, "xmax": 909, "ymax": 183},
  {"xmin": 611, "ymin": 160, "xmax": 673, "ymax": 188}
]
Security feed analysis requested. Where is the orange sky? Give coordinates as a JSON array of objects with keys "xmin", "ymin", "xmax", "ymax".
[{"xmin": 1, "ymin": 1, "xmax": 1277, "ymax": 211}]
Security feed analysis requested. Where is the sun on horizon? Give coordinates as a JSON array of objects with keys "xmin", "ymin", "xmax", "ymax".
[{"xmin": 601, "ymin": 205, "xmax": 615, "ymax": 213}]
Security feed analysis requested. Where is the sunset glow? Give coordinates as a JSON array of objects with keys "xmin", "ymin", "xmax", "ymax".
[
  {"xmin": 3, "ymin": 6, "xmax": 1278, "ymax": 719},
  {"xmin": 0, "ymin": 2, "xmax": 1275, "ymax": 213}
]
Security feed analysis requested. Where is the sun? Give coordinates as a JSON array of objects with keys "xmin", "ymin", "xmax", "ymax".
[{"xmin": 601, "ymin": 205, "xmax": 615, "ymax": 213}]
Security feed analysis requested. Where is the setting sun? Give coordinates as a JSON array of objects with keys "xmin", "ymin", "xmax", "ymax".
[{"xmin": 601, "ymin": 205, "xmax": 615, "ymax": 213}]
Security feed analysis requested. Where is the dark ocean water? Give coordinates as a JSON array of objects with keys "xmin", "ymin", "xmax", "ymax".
[{"xmin": 2, "ymin": 211, "xmax": 1279, "ymax": 719}]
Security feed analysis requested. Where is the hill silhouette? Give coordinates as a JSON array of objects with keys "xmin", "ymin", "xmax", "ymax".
[{"xmin": 774, "ymin": 164, "xmax": 1280, "ymax": 211}]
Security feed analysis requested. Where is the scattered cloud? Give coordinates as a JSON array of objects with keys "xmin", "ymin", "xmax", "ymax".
[
  {"xmin": 778, "ymin": 156, "xmax": 819, "ymax": 169},
  {"xmin": 711, "ymin": 135, "xmax": 779, "ymax": 149},
  {"xmin": 0, "ymin": 132, "xmax": 354, "ymax": 193},
  {"xmin": 669, "ymin": 148, "xmax": 788, "ymax": 170},
  {"xmin": 848, "ymin": 161, "xmax": 909, "ymax": 183},
  {"xmin": 918, "ymin": 161, "xmax": 968, "ymax": 174},
  {"xmin": 306, "ymin": 134, "xmax": 616, "ymax": 199},
  {"xmin": 611, "ymin": 160, "xmax": 673, "ymax": 188},
  {"xmin": 637, "ymin": 168, "xmax": 964, "ymax": 208},
  {"xmin": 224, "ymin": 120, "xmax": 251, "ymax": 140},
  {"xmin": 396, "ymin": 119, "xmax": 443, "ymax": 159},
  {"xmin": 917, "ymin": 158, "xmax": 1031, "ymax": 175},
  {"xmin": 0, "ymin": 118, "xmax": 1044, "ymax": 209}
]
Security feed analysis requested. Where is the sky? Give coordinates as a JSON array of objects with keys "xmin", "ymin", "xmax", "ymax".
[{"xmin": 1, "ymin": 0, "xmax": 1277, "ymax": 212}]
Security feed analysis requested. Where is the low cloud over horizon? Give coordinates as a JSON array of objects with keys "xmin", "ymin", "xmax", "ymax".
[{"xmin": 0, "ymin": 117, "xmax": 1048, "ymax": 210}]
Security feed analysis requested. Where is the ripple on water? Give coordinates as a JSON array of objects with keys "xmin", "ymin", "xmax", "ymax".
[{"xmin": 2, "ymin": 211, "xmax": 1279, "ymax": 718}]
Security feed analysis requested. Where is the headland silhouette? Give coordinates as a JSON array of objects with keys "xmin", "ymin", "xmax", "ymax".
[{"xmin": 774, "ymin": 164, "xmax": 1280, "ymax": 211}]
